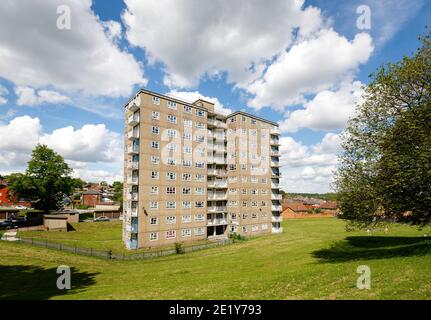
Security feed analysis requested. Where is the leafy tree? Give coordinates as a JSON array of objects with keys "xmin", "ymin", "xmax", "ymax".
[
  {"xmin": 71, "ymin": 178, "xmax": 86, "ymax": 190},
  {"xmin": 8, "ymin": 144, "xmax": 74, "ymax": 213},
  {"xmin": 335, "ymin": 31, "xmax": 431, "ymax": 228},
  {"xmin": 112, "ymin": 181, "xmax": 123, "ymax": 205}
]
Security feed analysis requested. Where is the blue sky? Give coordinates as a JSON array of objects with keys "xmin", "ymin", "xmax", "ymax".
[{"xmin": 0, "ymin": 0, "xmax": 429, "ymax": 192}]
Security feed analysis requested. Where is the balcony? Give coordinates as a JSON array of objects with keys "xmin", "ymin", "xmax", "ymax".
[
  {"xmin": 208, "ymin": 180, "xmax": 227, "ymax": 188},
  {"xmin": 270, "ymin": 161, "xmax": 280, "ymax": 167},
  {"xmin": 207, "ymin": 206, "xmax": 228, "ymax": 213},
  {"xmin": 128, "ymin": 102, "xmax": 139, "ymax": 113},
  {"xmin": 207, "ymin": 169, "xmax": 227, "ymax": 176},
  {"xmin": 214, "ymin": 134, "xmax": 226, "ymax": 141},
  {"xmin": 271, "ymin": 205, "xmax": 282, "ymax": 211},
  {"xmin": 208, "ymin": 119, "xmax": 227, "ymax": 129},
  {"xmin": 127, "ymin": 162, "xmax": 139, "ymax": 170},
  {"xmin": 214, "ymin": 157, "xmax": 226, "ymax": 165},
  {"xmin": 271, "ymin": 150, "xmax": 280, "ymax": 157},
  {"xmin": 271, "ymin": 182, "xmax": 279, "ymax": 189},
  {"xmin": 270, "ymin": 139, "xmax": 281, "ymax": 146},
  {"xmin": 130, "ymin": 192, "xmax": 138, "ymax": 201},
  {"xmin": 128, "ymin": 114, "xmax": 140, "ymax": 126},
  {"xmin": 127, "ymin": 145, "xmax": 139, "ymax": 155},
  {"xmin": 272, "ymin": 215, "xmax": 282, "ymax": 223},
  {"xmin": 127, "ymin": 130, "xmax": 139, "ymax": 140},
  {"xmin": 207, "ymin": 218, "xmax": 228, "ymax": 226},
  {"xmin": 127, "ymin": 176, "xmax": 139, "ymax": 185},
  {"xmin": 270, "ymin": 127, "xmax": 280, "ymax": 135},
  {"xmin": 207, "ymin": 192, "xmax": 227, "ymax": 200},
  {"xmin": 126, "ymin": 207, "xmax": 138, "ymax": 217},
  {"xmin": 271, "ymin": 171, "xmax": 281, "ymax": 177},
  {"xmin": 272, "ymin": 227, "xmax": 283, "ymax": 234},
  {"xmin": 271, "ymin": 194, "xmax": 282, "ymax": 200}
]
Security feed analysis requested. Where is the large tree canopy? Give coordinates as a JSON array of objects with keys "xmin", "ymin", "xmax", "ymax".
[
  {"xmin": 335, "ymin": 32, "xmax": 431, "ymax": 228},
  {"xmin": 8, "ymin": 144, "xmax": 74, "ymax": 213}
]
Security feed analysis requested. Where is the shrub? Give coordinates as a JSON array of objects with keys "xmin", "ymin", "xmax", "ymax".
[{"xmin": 175, "ymin": 242, "xmax": 185, "ymax": 254}]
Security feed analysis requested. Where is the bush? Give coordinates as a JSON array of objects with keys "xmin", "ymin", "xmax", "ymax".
[
  {"xmin": 175, "ymin": 242, "xmax": 185, "ymax": 254},
  {"xmin": 229, "ymin": 233, "xmax": 246, "ymax": 242}
]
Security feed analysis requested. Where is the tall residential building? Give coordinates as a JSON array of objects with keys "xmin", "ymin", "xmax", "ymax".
[{"xmin": 123, "ymin": 89, "xmax": 282, "ymax": 249}]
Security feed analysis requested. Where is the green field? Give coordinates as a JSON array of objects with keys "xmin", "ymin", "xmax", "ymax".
[{"xmin": 1, "ymin": 218, "xmax": 430, "ymax": 299}]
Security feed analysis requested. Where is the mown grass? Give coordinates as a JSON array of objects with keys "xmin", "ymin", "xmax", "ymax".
[{"xmin": 1, "ymin": 218, "xmax": 430, "ymax": 300}]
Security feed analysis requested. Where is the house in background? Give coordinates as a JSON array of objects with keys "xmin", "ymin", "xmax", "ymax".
[{"xmin": 0, "ymin": 179, "xmax": 13, "ymax": 206}]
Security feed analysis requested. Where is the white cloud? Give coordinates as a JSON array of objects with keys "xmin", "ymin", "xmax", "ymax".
[
  {"xmin": 0, "ymin": 84, "xmax": 8, "ymax": 105},
  {"xmin": 0, "ymin": 116, "xmax": 123, "ymax": 183},
  {"xmin": 123, "ymin": 0, "xmax": 324, "ymax": 88},
  {"xmin": 0, "ymin": 0, "xmax": 146, "ymax": 97},
  {"xmin": 247, "ymin": 29, "xmax": 373, "ymax": 110},
  {"xmin": 102, "ymin": 20, "xmax": 123, "ymax": 42},
  {"xmin": 15, "ymin": 86, "xmax": 71, "ymax": 106},
  {"xmin": 279, "ymin": 81, "xmax": 364, "ymax": 132},
  {"xmin": 167, "ymin": 90, "xmax": 233, "ymax": 116},
  {"xmin": 279, "ymin": 133, "xmax": 341, "ymax": 193}
]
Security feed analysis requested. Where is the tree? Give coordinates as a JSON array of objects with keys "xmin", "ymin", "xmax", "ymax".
[
  {"xmin": 335, "ymin": 31, "xmax": 431, "ymax": 228},
  {"xmin": 8, "ymin": 144, "xmax": 74, "ymax": 213},
  {"xmin": 71, "ymin": 178, "xmax": 86, "ymax": 190},
  {"xmin": 112, "ymin": 181, "xmax": 123, "ymax": 206}
]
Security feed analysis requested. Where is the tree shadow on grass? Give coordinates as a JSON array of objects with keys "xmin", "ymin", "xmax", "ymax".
[
  {"xmin": 0, "ymin": 265, "xmax": 98, "ymax": 300},
  {"xmin": 312, "ymin": 236, "xmax": 431, "ymax": 263}
]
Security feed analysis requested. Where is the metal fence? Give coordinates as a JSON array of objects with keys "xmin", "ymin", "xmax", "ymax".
[{"xmin": 5, "ymin": 235, "xmax": 233, "ymax": 260}]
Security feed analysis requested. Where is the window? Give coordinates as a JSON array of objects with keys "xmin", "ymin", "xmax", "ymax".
[
  {"xmin": 261, "ymin": 200, "xmax": 267, "ymax": 207},
  {"xmin": 150, "ymin": 201, "xmax": 158, "ymax": 209},
  {"xmin": 231, "ymin": 213, "xmax": 237, "ymax": 220},
  {"xmin": 182, "ymin": 215, "xmax": 192, "ymax": 223},
  {"xmin": 195, "ymin": 122, "xmax": 205, "ymax": 129},
  {"xmin": 242, "ymin": 213, "xmax": 248, "ymax": 219},
  {"xmin": 228, "ymin": 176, "xmax": 237, "ymax": 183},
  {"xmin": 262, "ymin": 177, "xmax": 267, "ymax": 184},
  {"xmin": 252, "ymin": 212, "xmax": 257, "ymax": 219},
  {"xmin": 195, "ymin": 201, "xmax": 205, "ymax": 208},
  {"xmin": 196, "ymin": 109, "xmax": 205, "ymax": 117},
  {"xmin": 242, "ymin": 201, "xmax": 247, "ymax": 208},
  {"xmin": 167, "ymin": 129, "xmax": 177, "ymax": 138},
  {"xmin": 195, "ymin": 174, "xmax": 205, "ymax": 181},
  {"xmin": 182, "ymin": 173, "xmax": 191, "ymax": 181},
  {"xmin": 195, "ymin": 214, "xmax": 204, "ymax": 222},
  {"xmin": 165, "ymin": 216, "xmax": 176, "ymax": 224},
  {"xmin": 183, "ymin": 132, "xmax": 192, "ymax": 140},
  {"xmin": 242, "ymin": 188, "xmax": 247, "ymax": 195},
  {"xmin": 251, "ymin": 119, "xmax": 256, "ymax": 124},
  {"xmin": 182, "ymin": 187, "xmax": 191, "ymax": 195},
  {"xmin": 151, "ymin": 186, "xmax": 158, "ymax": 195},
  {"xmin": 241, "ymin": 164, "xmax": 247, "ymax": 171},
  {"xmin": 151, "ymin": 126, "xmax": 159, "ymax": 134},
  {"xmin": 150, "ymin": 217, "xmax": 158, "ymax": 225},
  {"xmin": 242, "ymin": 226, "xmax": 248, "ymax": 233},
  {"xmin": 183, "ymin": 146, "xmax": 192, "ymax": 154},
  {"xmin": 166, "ymin": 202, "xmax": 176, "ymax": 209},
  {"xmin": 230, "ymin": 117, "xmax": 236, "ymax": 123},
  {"xmin": 166, "ymin": 172, "xmax": 176, "ymax": 180},
  {"xmin": 251, "ymin": 201, "xmax": 258, "ymax": 207},
  {"xmin": 151, "ymin": 171, "xmax": 159, "ymax": 179},
  {"xmin": 261, "ymin": 189, "xmax": 267, "ymax": 195},
  {"xmin": 251, "ymin": 189, "xmax": 258, "ymax": 195},
  {"xmin": 242, "ymin": 116, "xmax": 246, "ymax": 122},
  {"xmin": 195, "ymin": 148, "xmax": 205, "ymax": 157},
  {"xmin": 182, "ymin": 201, "xmax": 191, "ymax": 209},
  {"xmin": 151, "ymin": 156, "xmax": 159, "ymax": 164},
  {"xmin": 229, "ymin": 164, "xmax": 236, "ymax": 171},
  {"xmin": 242, "ymin": 177, "xmax": 247, "ymax": 183},
  {"xmin": 152, "ymin": 111, "xmax": 159, "ymax": 119},
  {"xmin": 195, "ymin": 187, "xmax": 204, "ymax": 195},
  {"xmin": 229, "ymin": 188, "xmax": 237, "ymax": 195},
  {"xmin": 195, "ymin": 227, "xmax": 205, "ymax": 236},
  {"xmin": 251, "ymin": 176, "xmax": 258, "ymax": 183},
  {"xmin": 252, "ymin": 225, "xmax": 259, "ymax": 232},
  {"xmin": 167, "ymin": 101, "xmax": 177, "ymax": 109},
  {"xmin": 195, "ymin": 135, "xmax": 205, "ymax": 142},
  {"xmin": 195, "ymin": 162, "xmax": 205, "ymax": 168},
  {"xmin": 151, "ymin": 141, "xmax": 159, "ymax": 149},
  {"xmin": 167, "ymin": 158, "xmax": 176, "ymax": 166},
  {"xmin": 167, "ymin": 114, "xmax": 177, "ymax": 124},
  {"xmin": 150, "ymin": 232, "xmax": 158, "ymax": 241},
  {"xmin": 183, "ymin": 119, "xmax": 192, "ymax": 127},
  {"xmin": 229, "ymin": 200, "xmax": 237, "ymax": 207},
  {"xmin": 167, "ymin": 143, "xmax": 177, "ymax": 152},
  {"xmin": 152, "ymin": 96, "xmax": 160, "ymax": 105},
  {"xmin": 262, "ymin": 223, "xmax": 268, "ymax": 230},
  {"xmin": 182, "ymin": 229, "xmax": 192, "ymax": 237},
  {"xmin": 183, "ymin": 105, "xmax": 192, "ymax": 113},
  {"xmin": 166, "ymin": 230, "xmax": 176, "ymax": 239},
  {"xmin": 183, "ymin": 160, "xmax": 191, "ymax": 167},
  {"xmin": 166, "ymin": 187, "xmax": 176, "ymax": 194}
]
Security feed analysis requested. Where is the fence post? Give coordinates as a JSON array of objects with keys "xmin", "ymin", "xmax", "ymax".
[{"xmin": 90, "ymin": 248, "xmax": 93, "ymax": 256}]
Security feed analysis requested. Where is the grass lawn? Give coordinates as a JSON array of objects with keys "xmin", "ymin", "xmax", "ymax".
[
  {"xmin": 1, "ymin": 218, "xmax": 430, "ymax": 299},
  {"xmin": 17, "ymin": 221, "xmax": 212, "ymax": 254}
]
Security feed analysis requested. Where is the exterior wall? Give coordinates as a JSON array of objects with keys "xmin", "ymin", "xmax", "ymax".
[
  {"xmin": 82, "ymin": 194, "xmax": 100, "ymax": 207},
  {"xmin": 43, "ymin": 216, "xmax": 68, "ymax": 231},
  {"xmin": 123, "ymin": 89, "xmax": 282, "ymax": 249},
  {"xmin": 0, "ymin": 186, "xmax": 13, "ymax": 206}
]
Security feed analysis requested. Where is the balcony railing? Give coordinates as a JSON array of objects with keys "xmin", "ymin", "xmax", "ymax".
[
  {"xmin": 126, "ymin": 207, "xmax": 138, "ymax": 217},
  {"xmin": 271, "ymin": 182, "xmax": 279, "ymax": 188},
  {"xmin": 270, "ymin": 139, "xmax": 281, "ymax": 146},
  {"xmin": 271, "ymin": 194, "xmax": 282, "ymax": 200},
  {"xmin": 207, "ymin": 218, "xmax": 228, "ymax": 226},
  {"xmin": 127, "ymin": 145, "xmax": 139, "ymax": 154},
  {"xmin": 270, "ymin": 127, "xmax": 280, "ymax": 135},
  {"xmin": 271, "ymin": 150, "xmax": 280, "ymax": 157},
  {"xmin": 214, "ymin": 157, "xmax": 226, "ymax": 164},
  {"xmin": 128, "ymin": 114, "xmax": 140, "ymax": 126},
  {"xmin": 130, "ymin": 192, "xmax": 138, "ymax": 201},
  {"xmin": 214, "ymin": 134, "xmax": 226, "ymax": 141},
  {"xmin": 128, "ymin": 102, "xmax": 139, "ymax": 113},
  {"xmin": 207, "ymin": 206, "xmax": 228, "ymax": 213},
  {"xmin": 271, "ymin": 205, "xmax": 282, "ymax": 211},
  {"xmin": 208, "ymin": 180, "xmax": 227, "ymax": 188},
  {"xmin": 127, "ymin": 176, "xmax": 139, "ymax": 185},
  {"xmin": 127, "ymin": 162, "xmax": 139, "ymax": 170},
  {"xmin": 207, "ymin": 169, "xmax": 227, "ymax": 176},
  {"xmin": 270, "ymin": 161, "xmax": 280, "ymax": 167},
  {"xmin": 272, "ymin": 216, "xmax": 282, "ymax": 223},
  {"xmin": 207, "ymin": 193, "xmax": 227, "ymax": 200},
  {"xmin": 128, "ymin": 130, "xmax": 139, "ymax": 140},
  {"xmin": 272, "ymin": 227, "xmax": 283, "ymax": 234}
]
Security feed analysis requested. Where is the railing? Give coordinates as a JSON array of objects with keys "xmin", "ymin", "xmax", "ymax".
[
  {"xmin": 207, "ymin": 219, "xmax": 228, "ymax": 226},
  {"xmin": 271, "ymin": 205, "xmax": 282, "ymax": 211},
  {"xmin": 272, "ymin": 227, "xmax": 283, "ymax": 234},
  {"xmin": 128, "ymin": 102, "xmax": 139, "ymax": 112},
  {"xmin": 128, "ymin": 114, "xmax": 140, "ymax": 125},
  {"xmin": 272, "ymin": 216, "xmax": 282, "ymax": 223},
  {"xmin": 271, "ymin": 182, "xmax": 279, "ymax": 188},
  {"xmin": 208, "ymin": 169, "xmax": 227, "ymax": 176},
  {"xmin": 128, "ymin": 130, "xmax": 139, "ymax": 140},
  {"xmin": 207, "ymin": 206, "xmax": 228, "ymax": 212},
  {"xmin": 208, "ymin": 181, "xmax": 227, "ymax": 188},
  {"xmin": 207, "ymin": 193, "xmax": 227, "ymax": 200},
  {"xmin": 270, "ymin": 139, "xmax": 280, "ymax": 145},
  {"xmin": 214, "ymin": 134, "xmax": 226, "ymax": 140},
  {"xmin": 271, "ymin": 194, "xmax": 282, "ymax": 200},
  {"xmin": 130, "ymin": 192, "xmax": 138, "ymax": 201},
  {"xmin": 214, "ymin": 158, "xmax": 226, "ymax": 164},
  {"xmin": 270, "ymin": 127, "xmax": 280, "ymax": 135},
  {"xmin": 270, "ymin": 161, "xmax": 280, "ymax": 167},
  {"xmin": 127, "ymin": 162, "xmax": 139, "ymax": 169},
  {"xmin": 127, "ymin": 145, "xmax": 139, "ymax": 154},
  {"xmin": 271, "ymin": 150, "xmax": 280, "ymax": 156},
  {"xmin": 127, "ymin": 176, "xmax": 139, "ymax": 185}
]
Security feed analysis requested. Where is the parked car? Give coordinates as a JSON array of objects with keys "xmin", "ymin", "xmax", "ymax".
[
  {"xmin": 15, "ymin": 205, "xmax": 28, "ymax": 210},
  {"xmin": 0, "ymin": 220, "xmax": 15, "ymax": 230},
  {"xmin": 94, "ymin": 216, "xmax": 110, "ymax": 222}
]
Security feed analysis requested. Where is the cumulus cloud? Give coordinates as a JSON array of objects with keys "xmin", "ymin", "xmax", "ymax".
[
  {"xmin": 0, "ymin": 85, "xmax": 9, "ymax": 105},
  {"xmin": 279, "ymin": 133, "xmax": 341, "ymax": 193},
  {"xmin": 123, "ymin": 0, "xmax": 323, "ymax": 88},
  {"xmin": 0, "ymin": 0, "xmax": 146, "ymax": 97},
  {"xmin": 0, "ymin": 115, "xmax": 123, "ymax": 183},
  {"xmin": 247, "ymin": 29, "xmax": 373, "ymax": 110},
  {"xmin": 15, "ymin": 86, "xmax": 71, "ymax": 106},
  {"xmin": 167, "ymin": 90, "xmax": 233, "ymax": 116},
  {"xmin": 279, "ymin": 81, "xmax": 364, "ymax": 132}
]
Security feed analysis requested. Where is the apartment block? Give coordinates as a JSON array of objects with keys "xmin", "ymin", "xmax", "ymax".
[{"xmin": 123, "ymin": 89, "xmax": 282, "ymax": 249}]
